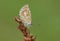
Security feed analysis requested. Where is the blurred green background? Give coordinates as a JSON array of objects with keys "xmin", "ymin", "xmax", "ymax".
[{"xmin": 0, "ymin": 0, "xmax": 60, "ymax": 41}]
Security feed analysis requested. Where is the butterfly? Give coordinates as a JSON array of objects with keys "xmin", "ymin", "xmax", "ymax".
[{"xmin": 19, "ymin": 4, "xmax": 32, "ymax": 27}]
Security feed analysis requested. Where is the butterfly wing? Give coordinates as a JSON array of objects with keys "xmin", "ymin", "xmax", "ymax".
[{"xmin": 19, "ymin": 4, "xmax": 32, "ymax": 27}]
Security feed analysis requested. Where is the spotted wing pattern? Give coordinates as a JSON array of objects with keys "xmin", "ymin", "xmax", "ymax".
[{"xmin": 19, "ymin": 4, "xmax": 32, "ymax": 27}]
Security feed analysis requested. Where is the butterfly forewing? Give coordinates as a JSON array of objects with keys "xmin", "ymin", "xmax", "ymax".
[{"xmin": 19, "ymin": 4, "xmax": 32, "ymax": 27}]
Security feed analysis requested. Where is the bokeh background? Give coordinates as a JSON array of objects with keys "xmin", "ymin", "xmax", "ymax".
[{"xmin": 0, "ymin": 0, "xmax": 60, "ymax": 41}]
